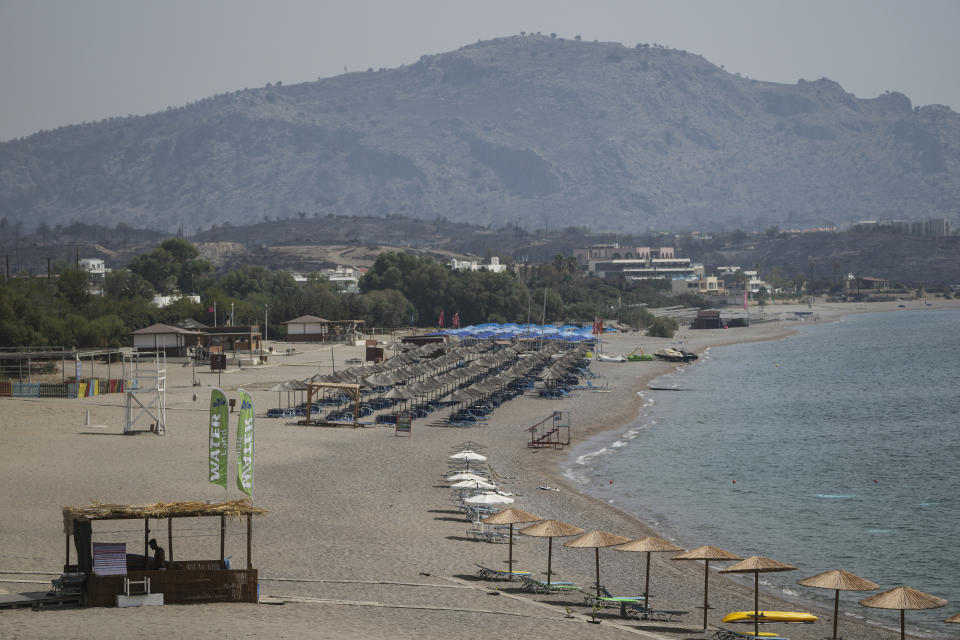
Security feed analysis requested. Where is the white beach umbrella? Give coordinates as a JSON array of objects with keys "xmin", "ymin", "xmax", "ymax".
[
  {"xmin": 445, "ymin": 472, "xmax": 487, "ymax": 482},
  {"xmin": 451, "ymin": 479, "xmax": 497, "ymax": 491},
  {"xmin": 449, "ymin": 451, "xmax": 486, "ymax": 462},
  {"xmin": 464, "ymin": 492, "xmax": 514, "ymax": 505}
]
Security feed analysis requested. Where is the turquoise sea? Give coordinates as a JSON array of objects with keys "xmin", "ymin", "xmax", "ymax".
[{"xmin": 565, "ymin": 309, "xmax": 960, "ymax": 638}]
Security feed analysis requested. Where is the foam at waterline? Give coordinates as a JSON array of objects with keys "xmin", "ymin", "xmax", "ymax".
[{"xmin": 816, "ymin": 493, "xmax": 857, "ymax": 499}]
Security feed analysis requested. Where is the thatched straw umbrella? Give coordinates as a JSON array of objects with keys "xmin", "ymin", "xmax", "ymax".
[
  {"xmin": 672, "ymin": 545, "xmax": 742, "ymax": 630},
  {"xmin": 859, "ymin": 586, "xmax": 947, "ymax": 640},
  {"xmin": 563, "ymin": 530, "xmax": 630, "ymax": 597},
  {"xmin": 615, "ymin": 536, "xmax": 684, "ymax": 608},
  {"xmin": 518, "ymin": 519, "xmax": 585, "ymax": 586},
  {"xmin": 945, "ymin": 612, "xmax": 960, "ymax": 623},
  {"xmin": 482, "ymin": 508, "xmax": 543, "ymax": 579},
  {"xmin": 721, "ymin": 556, "xmax": 798, "ymax": 639},
  {"xmin": 797, "ymin": 569, "xmax": 879, "ymax": 639}
]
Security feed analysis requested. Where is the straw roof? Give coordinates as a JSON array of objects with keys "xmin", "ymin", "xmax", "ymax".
[
  {"xmin": 519, "ymin": 519, "xmax": 585, "ymax": 538},
  {"xmin": 859, "ymin": 586, "xmax": 948, "ymax": 611},
  {"xmin": 482, "ymin": 508, "xmax": 543, "ymax": 526},
  {"xmin": 673, "ymin": 545, "xmax": 742, "ymax": 561},
  {"xmin": 563, "ymin": 530, "xmax": 631, "ymax": 549},
  {"xmin": 616, "ymin": 536, "xmax": 684, "ymax": 553},
  {"xmin": 944, "ymin": 613, "xmax": 960, "ymax": 623},
  {"xmin": 798, "ymin": 569, "xmax": 879, "ymax": 592},
  {"xmin": 721, "ymin": 556, "xmax": 797, "ymax": 574},
  {"xmin": 63, "ymin": 499, "xmax": 267, "ymax": 533}
]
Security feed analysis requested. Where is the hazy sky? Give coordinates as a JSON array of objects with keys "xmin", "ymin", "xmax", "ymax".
[{"xmin": 1, "ymin": 0, "xmax": 958, "ymax": 142}]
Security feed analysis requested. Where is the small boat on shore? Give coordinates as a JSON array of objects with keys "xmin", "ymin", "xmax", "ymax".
[
  {"xmin": 653, "ymin": 348, "xmax": 698, "ymax": 363},
  {"xmin": 722, "ymin": 611, "xmax": 818, "ymax": 624}
]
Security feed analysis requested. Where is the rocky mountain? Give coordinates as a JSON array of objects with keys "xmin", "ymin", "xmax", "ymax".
[{"xmin": 2, "ymin": 35, "xmax": 959, "ymax": 234}]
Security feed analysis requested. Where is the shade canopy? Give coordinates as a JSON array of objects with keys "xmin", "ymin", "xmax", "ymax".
[
  {"xmin": 481, "ymin": 508, "xmax": 542, "ymax": 526},
  {"xmin": 616, "ymin": 536, "xmax": 683, "ymax": 553},
  {"xmin": 518, "ymin": 519, "xmax": 585, "ymax": 587},
  {"xmin": 519, "ymin": 519, "xmax": 584, "ymax": 538},
  {"xmin": 449, "ymin": 451, "xmax": 486, "ymax": 461},
  {"xmin": 672, "ymin": 545, "xmax": 742, "ymax": 630},
  {"xmin": 463, "ymin": 493, "xmax": 514, "ymax": 505},
  {"xmin": 445, "ymin": 472, "xmax": 487, "ymax": 483},
  {"xmin": 482, "ymin": 508, "xmax": 543, "ymax": 580},
  {"xmin": 616, "ymin": 536, "xmax": 684, "ymax": 608},
  {"xmin": 798, "ymin": 569, "xmax": 879, "ymax": 592},
  {"xmin": 945, "ymin": 613, "xmax": 960, "ymax": 623},
  {"xmin": 859, "ymin": 586, "xmax": 947, "ymax": 611},
  {"xmin": 860, "ymin": 586, "xmax": 948, "ymax": 640},
  {"xmin": 797, "ymin": 569, "xmax": 879, "ymax": 639},
  {"xmin": 721, "ymin": 555, "xmax": 797, "ymax": 574},
  {"xmin": 721, "ymin": 556, "xmax": 798, "ymax": 640},
  {"xmin": 450, "ymin": 479, "xmax": 497, "ymax": 490},
  {"xmin": 564, "ymin": 530, "xmax": 631, "ymax": 597}
]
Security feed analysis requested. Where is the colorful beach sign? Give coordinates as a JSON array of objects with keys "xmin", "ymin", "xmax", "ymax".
[
  {"xmin": 208, "ymin": 388, "xmax": 228, "ymax": 488},
  {"xmin": 236, "ymin": 389, "xmax": 255, "ymax": 497}
]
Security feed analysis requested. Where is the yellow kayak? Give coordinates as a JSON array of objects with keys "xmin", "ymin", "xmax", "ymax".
[{"xmin": 722, "ymin": 611, "xmax": 819, "ymax": 624}]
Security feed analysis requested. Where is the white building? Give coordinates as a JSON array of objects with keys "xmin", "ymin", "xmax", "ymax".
[
  {"xmin": 448, "ymin": 256, "xmax": 507, "ymax": 273},
  {"xmin": 319, "ymin": 266, "xmax": 364, "ymax": 293},
  {"xmin": 79, "ymin": 258, "xmax": 106, "ymax": 276},
  {"xmin": 152, "ymin": 293, "xmax": 201, "ymax": 308}
]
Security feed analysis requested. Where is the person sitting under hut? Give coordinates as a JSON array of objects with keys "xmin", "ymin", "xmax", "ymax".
[{"xmin": 148, "ymin": 538, "xmax": 166, "ymax": 570}]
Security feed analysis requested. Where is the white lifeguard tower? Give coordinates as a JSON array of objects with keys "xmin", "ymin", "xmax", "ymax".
[{"xmin": 123, "ymin": 350, "xmax": 166, "ymax": 435}]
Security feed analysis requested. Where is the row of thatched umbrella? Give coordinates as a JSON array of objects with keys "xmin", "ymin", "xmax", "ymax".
[{"xmin": 475, "ymin": 512, "xmax": 948, "ymax": 639}]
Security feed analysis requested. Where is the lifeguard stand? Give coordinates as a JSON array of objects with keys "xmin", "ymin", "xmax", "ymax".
[
  {"xmin": 526, "ymin": 411, "xmax": 571, "ymax": 449},
  {"xmin": 123, "ymin": 350, "xmax": 166, "ymax": 435}
]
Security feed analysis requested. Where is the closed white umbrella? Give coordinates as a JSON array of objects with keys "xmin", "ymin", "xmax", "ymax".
[{"xmin": 464, "ymin": 492, "xmax": 514, "ymax": 505}]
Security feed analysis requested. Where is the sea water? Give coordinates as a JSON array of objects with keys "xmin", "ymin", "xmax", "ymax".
[{"xmin": 565, "ymin": 309, "xmax": 960, "ymax": 638}]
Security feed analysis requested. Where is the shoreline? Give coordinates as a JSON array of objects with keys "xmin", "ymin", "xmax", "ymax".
[{"xmin": 526, "ymin": 300, "xmax": 960, "ymax": 640}]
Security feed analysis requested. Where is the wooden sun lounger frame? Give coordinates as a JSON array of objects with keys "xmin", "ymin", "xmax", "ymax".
[
  {"xmin": 519, "ymin": 575, "xmax": 578, "ymax": 594},
  {"xmin": 713, "ymin": 628, "xmax": 789, "ymax": 640},
  {"xmin": 473, "ymin": 564, "xmax": 532, "ymax": 580},
  {"xmin": 621, "ymin": 599, "xmax": 689, "ymax": 622}
]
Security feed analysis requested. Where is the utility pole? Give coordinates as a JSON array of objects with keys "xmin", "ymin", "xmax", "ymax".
[{"xmin": 264, "ymin": 305, "xmax": 268, "ymax": 342}]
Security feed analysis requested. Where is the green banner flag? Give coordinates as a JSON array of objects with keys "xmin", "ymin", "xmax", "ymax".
[
  {"xmin": 236, "ymin": 388, "xmax": 255, "ymax": 497},
  {"xmin": 208, "ymin": 388, "xmax": 228, "ymax": 488}
]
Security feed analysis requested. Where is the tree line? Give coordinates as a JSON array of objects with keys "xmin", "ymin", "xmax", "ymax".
[{"xmin": 0, "ymin": 239, "xmax": 694, "ymax": 349}]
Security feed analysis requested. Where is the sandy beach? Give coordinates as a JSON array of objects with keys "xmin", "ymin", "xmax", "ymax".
[{"xmin": 1, "ymin": 298, "xmax": 956, "ymax": 639}]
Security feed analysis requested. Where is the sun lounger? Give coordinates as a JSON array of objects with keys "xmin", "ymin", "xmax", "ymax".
[
  {"xmin": 581, "ymin": 587, "xmax": 646, "ymax": 616},
  {"xmin": 622, "ymin": 600, "xmax": 689, "ymax": 622},
  {"xmin": 473, "ymin": 564, "xmax": 532, "ymax": 580},
  {"xmin": 519, "ymin": 575, "xmax": 579, "ymax": 594},
  {"xmin": 713, "ymin": 628, "xmax": 789, "ymax": 640},
  {"xmin": 466, "ymin": 528, "xmax": 509, "ymax": 543}
]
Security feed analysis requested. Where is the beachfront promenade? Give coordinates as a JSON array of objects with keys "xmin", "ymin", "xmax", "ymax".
[{"xmin": 0, "ymin": 300, "xmax": 954, "ymax": 639}]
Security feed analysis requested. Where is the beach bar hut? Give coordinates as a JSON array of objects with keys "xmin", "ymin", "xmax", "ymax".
[
  {"xmin": 62, "ymin": 499, "xmax": 266, "ymax": 606},
  {"xmin": 131, "ymin": 323, "xmax": 201, "ymax": 357}
]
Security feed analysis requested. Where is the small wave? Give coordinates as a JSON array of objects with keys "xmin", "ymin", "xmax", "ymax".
[
  {"xmin": 621, "ymin": 429, "xmax": 639, "ymax": 440},
  {"xmin": 562, "ymin": 467, "xmax": 590, "ymax": 485},
  {"xmin": 815, "ymin": 493, "xmax": 857, "ymax": 499},
  {"xmin": 610, "ymin": 440, "xmax": 627, "ymax": 448},
  {"xmin": 575, "ymin": 447, "xmax": 614, "ymax": 465},
  {"xmin": 866, "ymin": 528, "xmax": 893, "ymax": 534}
]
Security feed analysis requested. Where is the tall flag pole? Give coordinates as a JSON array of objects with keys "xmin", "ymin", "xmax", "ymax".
[
  {"xmin": 209, "ymin": 389, "xmax": 229, "ymax": 494},
  {"xmin": 236, "ymin": 389, "xmax": 255, "ymax": 499}
]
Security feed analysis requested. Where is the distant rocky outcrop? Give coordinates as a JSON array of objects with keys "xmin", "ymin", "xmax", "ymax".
[{"xmin": 1, "ymin": 36, "xmax": 958, "ymax": 234}]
